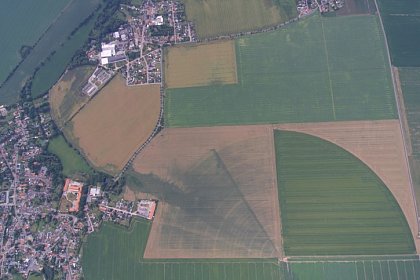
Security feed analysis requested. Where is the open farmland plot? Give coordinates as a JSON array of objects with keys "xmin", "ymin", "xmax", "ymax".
[
  {"xmin": 49, "ymin": 66, "xmax": 95, "ymax": 127},
  {"xmin": 0, "ymin": 0, "xmax": 70, "ymax": 85},
  {"xmin": 0, "ymin": 0, "xmax": 101, "ymax": 105},
  {"xmin": 377, "ymin": 0, "xmax": 420, "ymax": 67},
  {"xmin": 273, "ymin": 120, "xmax": 420, "ymax": 250},
  {"xmin": 288, "ymin": 257, "xmax": 420, "ymax": 280},
  {"xmin": 82, "ymin": 220, "xmax": 289, "ymax": 280},
  {"xmin": 165, "ymin": 14, "xmax": 396, "ymax": 127},
  {"xmin": 65, "ymin": 75, "xmax": 160, "ymax": 175},
  {"xmin": 182, "ymin": 0, "xmax": 296, "ymax": 38},
  {"xmin": 275, "ymin": 130, "xmax": 415, "ymax": 256},
  {"xmin": 129, "ymin": 125, "xmax": 282, "ymax": 258},
  {"xmin": 165, "ymin": 40, "xmax": 237, "ymax": 89}
]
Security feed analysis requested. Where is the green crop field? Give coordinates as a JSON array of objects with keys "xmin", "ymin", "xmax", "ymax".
[
  {"xmin": 48, "ymin": 135, "xmax": 92, "ymax": 176},
  {"xmin": 165, "ymin": 14, "xmax": 396, "ymax": 127},
  {"xmin": 274, "ymin": 130, "xmax": 415, "ymax": 256},
  {"xmin": 0, "ymin": 0, "xmax": 70, "ymax": 86},
  {"xmin": 182, "ymin": 0, "xmax": 296, "ymax": 38},
  {"xmin": 0, "ymin": 0, "xmax": 100, "ymax": 105},
  {"xmin": 377, "ymin": 0, "xmax": 420, "ymax": 67},
  {"xmin": 288, "ymin": 257, "xmax": 420, "ymax": 280},
  {"xmin": 82, "ymin": 220, "xmax": 288, "ymax": 280}
]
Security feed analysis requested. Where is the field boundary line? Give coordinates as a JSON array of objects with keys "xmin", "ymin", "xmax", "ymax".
[
  {"xmin": 320, "ymin": 18, "xmax": 336, "ymax": 120},
  {"xmin": 373, "ymin": 0, "xmax": 420, "ymax": 243}
]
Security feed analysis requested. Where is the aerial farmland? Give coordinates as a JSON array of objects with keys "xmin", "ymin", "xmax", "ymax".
[
  {"xmin": 80, "ymin": 1, "xmax": 420, "ymax": 278},
  {"xmin": 0, "ymin": 0, "xmax": 415, "ymax": 278},
  {"xmin": 165, "ymin": 14, "xmax": 396, "ymax": 127}
]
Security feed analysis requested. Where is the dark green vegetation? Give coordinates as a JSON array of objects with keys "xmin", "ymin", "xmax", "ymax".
[
  {"xmin": 274, "ymin": 130, "xmax": 415, "ymax": 256},
  {"xmin": 377, "ymin": 0, "xmax": 420, "ymax": 66},
  {"xmin": 399, "ymin": 67, "xmax": 420, "ymax": 215},
  {"xmin": 30, "ymin": 11, "xmax": 98, "ymax": 98},
  {"xmin": 82, "ymin": 220, "xmax": 288, "ymax": 280},
  {"xmin": 0, "ymin": 0, "xmax": 69, "ymax": 85},
  {"xmin": 48, "ymin": 135, "xmax": 92, "ymax": 176},
  {"xmin": 289, "ymin": 257, "xmax": 420, "ymax": 280},
  {"xmin": 165, "ymin": 15, "xmax": 396, "ymax": 127},
  {"xmin": 0, "ymin": 0, "xmax": 101, "ymax": 105}
]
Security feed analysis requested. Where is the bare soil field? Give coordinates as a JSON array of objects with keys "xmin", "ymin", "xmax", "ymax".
[
  {"xmin": 49, "ymin": 66, "xmax": 94, "ymax": 127},
  {"xmin": 130, "ymin": 125, "xmax": 282, "ymax": 258},
  {"xmin": 66, "ymin": 75, "xmax": 160, "ymax": 175},
  {"xmin": 164, "ymin": 40, "xmax": 237, "ymax": 89},
  {"xmin": 273, "ymin": 119, "xmax": 420, "ymax": 252}
]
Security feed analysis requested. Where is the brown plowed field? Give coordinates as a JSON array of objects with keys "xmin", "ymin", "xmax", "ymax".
[
  {"xmin": 66, "ymin": 75, "xmax": 160, "ymax": 175},
  {"xmin": 131, "ymin": 125, "xmax": 282, "ymax": 258},
  {"xmin": 273, "ymin": 119, "xmax": 420, "ymax": 252},
  {"xmin": 164, "ymin": 40, "xmax": 237, "ymax": 89}
]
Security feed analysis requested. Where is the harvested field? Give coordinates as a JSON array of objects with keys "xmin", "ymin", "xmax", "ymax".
[
  {"xmin": 182, "ymin": 0, "xmax": 297, "ymax": 38},
  {"xmin": 65, "ymin": 75, "xmax": 160, "ymax": 175},
  {"xmin": 129, "ymin": 125, "xmax": 282, "ymax": 258},
  {"xmin": 165, "ymin": 40, "xmax": 237, "ymax": 89},
  {"xmin": 274, "ymin": 120, "xmax": 420, "ymax": 252},
  {"xmin": 166, "ymin": 15, "xmax": 396, "ymax": 127},
  {"xmin": 275, "ymin": 129, "xmax": 415, "ymax": 256},
  {"xmin": 49, "ymin": 66, "xmax": 95, "ymax": 127}
]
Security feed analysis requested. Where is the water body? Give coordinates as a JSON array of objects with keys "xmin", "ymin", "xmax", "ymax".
[{"xmin": 0, "ymin": 0, "xmax": 100, "ymax": 105}]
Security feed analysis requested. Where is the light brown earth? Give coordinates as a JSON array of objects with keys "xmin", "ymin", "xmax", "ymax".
[
  {"xmin": 49, "ymin": 66, "xmax": 94, "ymax": 127},
  {"xmin": 132, "ymin": 126, "xmax": 282, "ymax": 258},
  {"xmin": 66, "ymin": 75, "xmax": 160, "ymax": 175},
  {"xmin": 273, "ymin": 119, "xmax": 420, "ymax": 252},
  {"xmin": 164, "ymin": 40, "xmax": 237, "ymax": 89}
]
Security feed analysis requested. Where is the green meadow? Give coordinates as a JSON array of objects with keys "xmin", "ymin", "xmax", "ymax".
[{"xmin": 48, "ymin": 135, "xmax": 92, "ymax": 176}]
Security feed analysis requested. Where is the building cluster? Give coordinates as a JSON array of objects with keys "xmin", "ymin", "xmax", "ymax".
[
  {"xmin": 59, "ymin": 179, "xmax": 83, "ymax": 213},
  {"xmin": 0, "ymin": 105, "xmax": 85, "ymax": 279},
  {"xmin": 87, "ymin": 0, "xmax": 196, "ymax": 86},
  {"xmin": 297, "ymin": 0, "xmax": 318, "ymax": 17},
  {"xmin": 317, "ymin": 0, "xmax": 345, "ymax": 13},
  {"xmin": 81, "ymin": 67, "xmax": 113, "ymax": 97},
  {"xmin": 99, "ymin": 198, "xmax": 157, "ymax": 226}
]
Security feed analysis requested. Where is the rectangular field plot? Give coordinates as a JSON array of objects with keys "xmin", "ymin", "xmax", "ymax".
[
  {"xmin": 288, "ymin": 258, "xmax": 420, "ymax": 280},
  {"xmin": 82, "ymin": 220, "xmax": 289, "ymax": 280},
  {"xmin": 165, "ymin": 14, "xmax": 396, "ymax": 127},
  {"xmin": 182, "ymin": 0, "xmax": 297, "ymax": 38},
  {"xmin": 165, "ymin": 41, "xmax": 237, "ymax": 89},
  {"xmin": 377, "ymin": 0, "xmax": 420, "ymax": 66}
]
